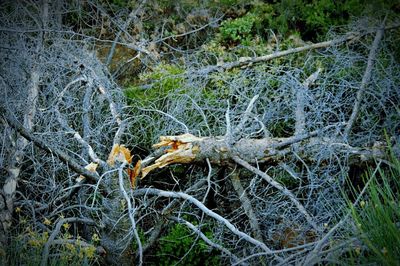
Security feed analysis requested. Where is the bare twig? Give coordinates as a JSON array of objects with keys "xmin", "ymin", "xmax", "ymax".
[
  {"xmin": 97, "ymin": 85, "xmax": 126, "ymax": 145},
  {"xmin": 302, "ymin": 162, "xmax": 381, "ymax": 265},
  {"xmin": 131, "ymin": 187, "xmax": 281, "ymax": 260},
  {"xmin": 196, "ymin": 31, "xmax": 367, "ymax": 73},
  {"xmin": 234, "ymin": 94, "xmax": 259, "ymax": 137},
  {"xmin": 105, "ymin": 0, "xmax": 147, "ymax": 66},
  {"xmin": 225, "ymin": 100, "xmax": 233, "ymax": 144},
  {"xmin": 155, "ymin": 15, "xmax": 224, "ymax": 44},
  {"xmin": 3, "ymin": 111, "xmax": 103, "ymax": 186},
  {"xmin": 54, "ymin": 108, "xmax": 105, "ymax": 165},
  {"xmin": 202, "ymin": 158, "xmax": 213, "ymax": 203},
  {"xmin": 136, "ymin": 179, "xmax": 207, "ymax": 257},
  {"xmin": 233, "ymin": 156, "xmax": 318, "ymax": 231},
  {"xmin": 137, "ymin": 107, "xmax": 189, "ymax": 133},
  {"xmin": 295, "ymin": 69, "xmax": 321, "ymax": 136}
]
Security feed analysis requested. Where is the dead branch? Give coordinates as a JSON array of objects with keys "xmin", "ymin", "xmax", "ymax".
[
  {"xmin": 98, "ymin": 85, "xmax": 127, "ymax": 145},
  {"xmin": 138, "ymin": 124, "xmax": 369, "ymax": 179},
  {"xmin": 131, "ymin": 187, "xmax": 281, "ymax": 260},
  {"xmin": 295, "ymin": 68, "xmax": 321, "ymax": 136},
  {"xmin": 229, "ymin": 169, "xmax": 263, "ymax": 242},
  {"xmin": 344, "ymin": 19, "xmax": 386, "ymax": 138},
  {"xmin": 54, "ymin": 108, "xmax": 105, "ymax": 166},
  {"xmin": 0, "ymin": 1, "xmax": 42, "ymax": 249},
  {"xmin": 118, "ymin": 162, "xmax": 143, "ymax": 266},
  {"xmin": 233, "ymin": 95, "xmax": 259, "ymax": 138},
  {"xmin": 138, "ymin": 121, "xmax": 389, "ymax": 182},
  {"xmin": 196, "ymin": 23, "xmax": 400, "ymax": 73},
  {"xmin": 133, "ymin": 179, "xmax": 208, "ymax": 259}
]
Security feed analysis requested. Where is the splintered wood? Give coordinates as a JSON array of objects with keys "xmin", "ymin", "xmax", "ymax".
[
  {"xmin": 141, "ymin": 134, "xmax": 202, "ymax": 178},
  {"xmin": 107, "ymin": 144, "xmax": 132, "ymax": 166},
  {"xmin": 76, "ymin": 162, "xmax": 98, "ymax": 182},
  {"xmin": 107, "ymin": 144, "xmax": 140, "ymax": 187}
]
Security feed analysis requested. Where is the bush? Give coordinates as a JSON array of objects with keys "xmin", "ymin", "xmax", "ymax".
[
  {"xmin": 6, "ymin": 226, "xmax": 99, "ymax": 265},
  {"xmin": 219, "ymin": 13, "xmax": 260, "ymax": 46}
]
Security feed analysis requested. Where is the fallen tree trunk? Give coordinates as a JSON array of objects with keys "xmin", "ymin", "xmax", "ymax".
[{"xmin": 139, "ymin": 130, "xmax": 388, "ymax": 179}]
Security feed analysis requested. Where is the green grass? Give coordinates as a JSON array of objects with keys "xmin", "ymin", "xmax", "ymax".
[{"xmin": 347, "ymin": 143, "xmax": 400, "ymax": 265}]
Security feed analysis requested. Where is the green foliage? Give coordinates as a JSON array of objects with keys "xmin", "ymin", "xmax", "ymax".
[
  {"xmin": 153, "ymin": 222, "xmax": 220, "ymax": 266},
  {"xmin": 123, "ymin": 64, "xmax": 187, "ymax": 148},
  {"xmin": 220, "ymin": 13, "xmax": 260, "ymax": 45},
  {"xmin": 125, "ymin": 64, "xmax": 185, "ymax": 108},
  {"xmin": 270, "ymin": 0, "xmax": 396, "ymax": 41},
  {"xmin": 104, "ymin": 0, "xmax": 131, "ymax": 8},
  {"xmin": 216, "ymin": 0, "xmax": 396, "ymax": 46},
  {"xmin": 347, "ymin": 144, "xmax": 400, "ymax": 265},
  {"xmin": 270, "ymin": 0, "xmax": 346, "ymax": 40}
]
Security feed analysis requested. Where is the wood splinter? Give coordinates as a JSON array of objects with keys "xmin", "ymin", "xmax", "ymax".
[{"xmin": 141, "ymin": 134, "xmax": 202, "ymax": 178}]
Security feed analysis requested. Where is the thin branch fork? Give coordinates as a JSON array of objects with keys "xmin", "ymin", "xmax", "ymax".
[
  {"xmin": 229, "ymin": 169, "xmax": 264, "ymax": 242},
  {"xmin": 54, "ymin": 108, "xmax": 105, "ymax": 166},
  {"xmin": 295, "ymin": 68, "xmax": 322, "ymax": 137},
  {"xmin": 3, "ymin": 111, "xmax": 104, "ymax": 187},
  {"xmin": 135, "ymin": 179, "xmax": 207, "ymax": 259},
  {"xmin": 131, "ymin": 187, "xmax": 282, "ymax": 261},
  {"xmin": 233, "ymin": 156, "xmax": 318, "ymax": 231},
  {"xmin": 98, "ymin": 85, "xmax": 126, "ymax": 145},
  {"xmin": 118, "ymin": 162, "xmax": 143, "ymax": 266}
]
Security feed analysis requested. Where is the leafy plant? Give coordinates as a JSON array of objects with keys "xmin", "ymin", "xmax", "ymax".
[
  {"xmin": 153, "ymin": 222, "xmax": 220, "ymax": 266},
  {"xmin": 219, "ymin": 13, "xmax": 260, "ymax": 46}
]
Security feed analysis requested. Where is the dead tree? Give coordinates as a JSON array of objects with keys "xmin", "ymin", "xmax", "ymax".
[{"xmin": 1, "ymin": 1, "xmax": 399, "ymax": 265}]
